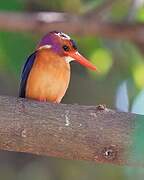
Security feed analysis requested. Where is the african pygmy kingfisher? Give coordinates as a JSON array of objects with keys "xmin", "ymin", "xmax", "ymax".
[{"xmin": 19, "ymin": 31, "xmax": 97, "ymax": 103}]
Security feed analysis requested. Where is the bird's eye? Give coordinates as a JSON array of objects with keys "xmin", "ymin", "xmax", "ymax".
[{"xmin": 63, "ymin": 45, "xmax": 70, "ymax": 51}]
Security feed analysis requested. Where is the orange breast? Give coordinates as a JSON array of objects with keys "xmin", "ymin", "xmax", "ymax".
[{"xmin": 26, "ymin": 48, "xmax": 70, "ymax": 103}]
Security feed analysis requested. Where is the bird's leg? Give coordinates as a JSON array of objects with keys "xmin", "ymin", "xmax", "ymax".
[
  {"xmin": 53, "ymin": 97, "xmax": 61, "ymax": 104},
  {"xmin": 38, "ymin": 97, "xmax": 47, "ymax": 102},
  {"xmin": 53, "ymin": 100, "xmax": 60, "ymax": 104}
]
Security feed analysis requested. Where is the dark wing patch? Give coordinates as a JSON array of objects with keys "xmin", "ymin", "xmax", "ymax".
[
  {"xmin": 19, "ymin": 51, "xmax": 37, "ymax": 98},
  {"xmin": 70, "ymin": 39, "xmax": 77, "ymax": 50}
]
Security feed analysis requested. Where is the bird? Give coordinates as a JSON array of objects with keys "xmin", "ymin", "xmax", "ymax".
[{"xmin": 19, "ymin": 31, "xmax": 97, "ymax": 103}]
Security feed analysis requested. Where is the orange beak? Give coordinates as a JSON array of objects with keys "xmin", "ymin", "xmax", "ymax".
[{"xmin": 65, "ymin": 51, "xmax": 97, "ymax": 71}]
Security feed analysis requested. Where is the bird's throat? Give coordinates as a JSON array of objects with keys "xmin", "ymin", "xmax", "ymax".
[{"xmin": 64, "ymin": 56, "xmax": 74, "ymax": 63}]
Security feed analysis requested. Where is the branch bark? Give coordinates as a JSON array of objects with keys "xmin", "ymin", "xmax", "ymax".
[
  {"xmin": 1, "ymin": 11, "xmax": 144, "ymax": 42},
  {"xmin": 0, "ymin": 95, "xmax": 144, "ymax": 166}
]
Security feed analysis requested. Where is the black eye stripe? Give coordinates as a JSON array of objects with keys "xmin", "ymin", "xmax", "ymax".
[{"xmin": 63, "ymin": 45, "xmax": 70, "ymax": 51}]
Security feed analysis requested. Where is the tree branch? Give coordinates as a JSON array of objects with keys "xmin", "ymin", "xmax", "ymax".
[
  {"xmin": 0, "ymin": 95, "xmax": 144, "ymax": 166},
  {"xmin": 1, "ymin": 11, "xmax": 144, "ymax": 43}
]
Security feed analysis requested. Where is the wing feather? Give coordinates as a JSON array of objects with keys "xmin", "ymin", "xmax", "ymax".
[{"xmin": 19, "ymin": 52, "xmax": 37, "ymax": 98}]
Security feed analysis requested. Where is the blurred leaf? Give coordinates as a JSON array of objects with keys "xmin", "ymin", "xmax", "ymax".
[
  {"xmin": 26, "ymin": 0, "xmax": 82, "ymax": 13},
  {"xmin": 110, "ymin": 0, "xmax": 130, "ymax": 21},
  {"xmin": 76, "ymin": 37, "xmax": 102, "ymax": 55},
  {"xmin": 136, "ymin": 7, "xmax": 144, "ymax": 22},
  {"xmin": 90, "ymin": 48, "xmax": 113, "ymax": 75},
  {"xmin": 0, "ymin": 32, "xmax": 36, "ymax": 76},
  {"xmin": 0, "ymin": 45, "xmax": 8, "ymax": 70},
  {"xmin": 81, "ymin": 0, "xmax": 103, "ymax": 14},
  {"xmin": 0, "ymin": 0, "xmax": 23, "ymax": 11},
  {"xmin": 133, "ymin": 63, "xmax": 144, "ymax": 89},
  {"xmin": 75, "ymin": 37, "xmax": 113, "ymax": 76},
  {"xmin": 121, "ymin": 43, "xmax": 144, "ymax": 88},
  {"xmin": 110, "ymin": 41, "xmax": 144, "ymax": 82},
  {"xmin": 131, "ymin": 90, "xmax": 144, "ymax": 115},
  {"xmin": 115, "ymin": 80, "xmax": 129, "ymax": 112},
  {"xmin": 63, "ymin": 0, "xmax": 82, "ymax": 13},
  {"xmin": 122, "ymin": 42, "xmax": 143, "ymax": 66}
]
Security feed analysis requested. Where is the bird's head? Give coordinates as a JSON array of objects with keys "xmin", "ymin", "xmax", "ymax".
[{"xmin": 37, "ymin": 31, "xmax": 97, "ymax": 71}]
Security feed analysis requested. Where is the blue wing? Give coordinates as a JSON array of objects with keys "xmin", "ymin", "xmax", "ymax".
[{"xmin": 19, "ymin": 51, "xmax": 37, "ymax": 98}]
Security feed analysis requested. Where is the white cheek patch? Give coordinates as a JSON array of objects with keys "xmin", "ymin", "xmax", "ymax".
[
  {"xmin": 38, "ymin": 45, "xmax": 52, "ymax": 50},
  {"xmin": 64, "ymin": 56, "xmax": 74, "ymax": 63}
]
